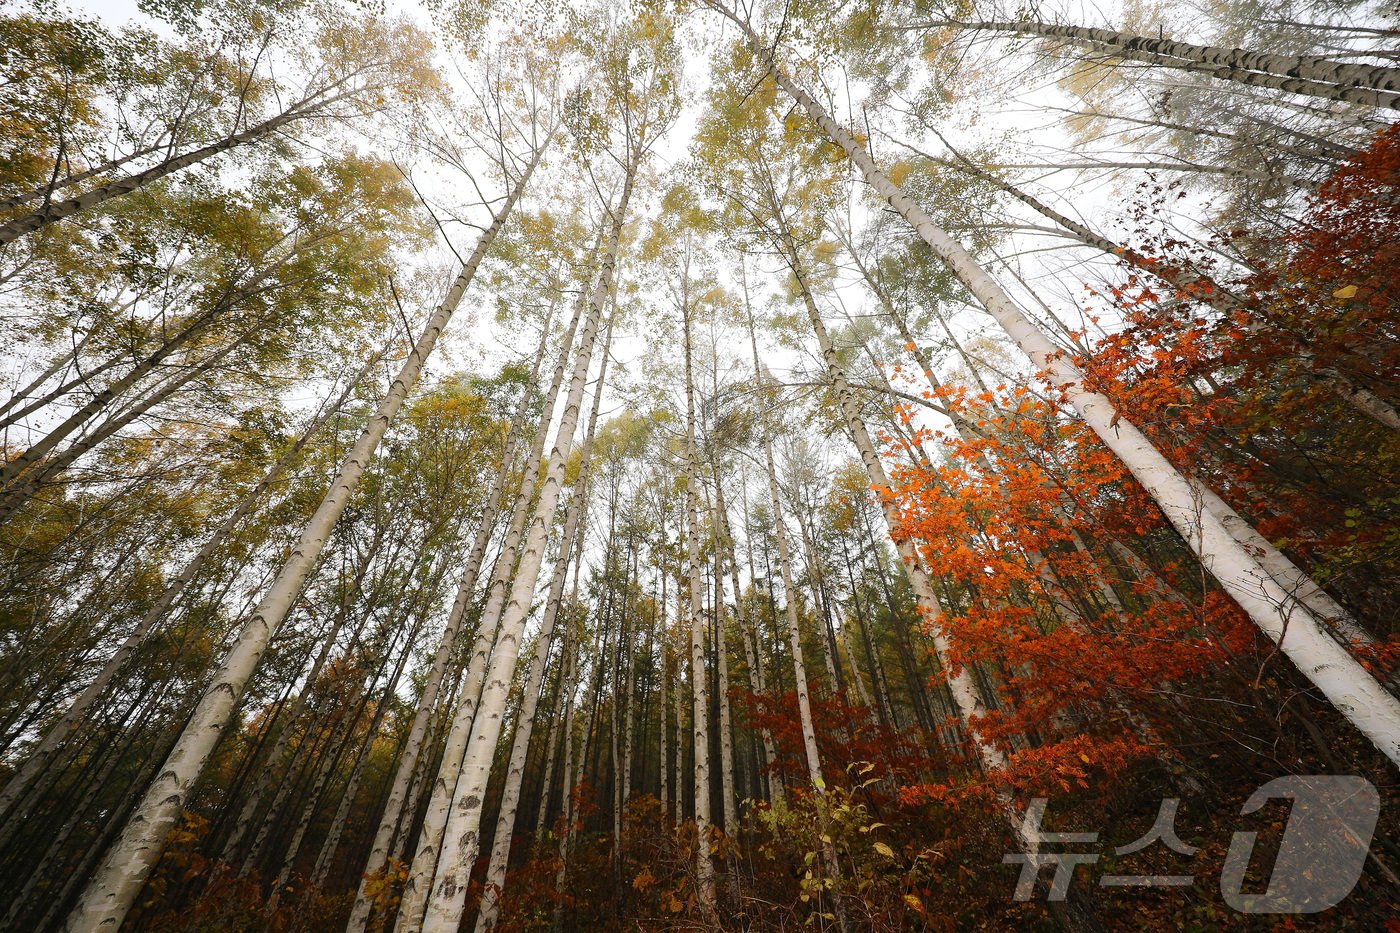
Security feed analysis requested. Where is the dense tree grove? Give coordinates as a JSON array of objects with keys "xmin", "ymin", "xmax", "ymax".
[{"xmin": 0, "ymin": 0, "xmax": 1396, "ymax": 929}]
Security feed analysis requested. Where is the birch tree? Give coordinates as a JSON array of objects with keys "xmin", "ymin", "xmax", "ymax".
[
  {"xmin": 415, "ymin": 24, "xmax": 678, "ymax": 922},
  {"xmin": 708, "ymin": 0, "xmax": 1400, "ymax": 766},
  {"xmin": 910, "ymin": 14, "xmax": 1400, "ymax": 110},
  {"xmin": 473, "ymin": 305, "xmax": 615, "ymax": 933},
  {"xmin": 62, "ymin": 110, "xmax": 551, "ymax": 933}
]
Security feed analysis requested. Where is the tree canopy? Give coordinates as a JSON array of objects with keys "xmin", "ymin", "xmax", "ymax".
[{"xmin": 0, "ymin": 0, "xmax": 1397, "ymax": 930}]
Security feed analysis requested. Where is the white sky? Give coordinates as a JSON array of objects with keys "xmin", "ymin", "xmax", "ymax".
[
  {"xmin": 49, "ymin": 0, "xmax": 1139, "ymax": 421},
  {"xmin": 12, "ymin": 0, "xmax": 1392, "ymax": 697}
]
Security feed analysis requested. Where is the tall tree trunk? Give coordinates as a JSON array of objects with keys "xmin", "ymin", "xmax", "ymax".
[
  {"xmin": 549, "ymin": 602, "xmax": 589, "ymax": 933},
  {"xmin": 344, "ymin": 302, "xmax": 558, "ymax": 933},
  {"xmin": 0, "ymin": 353, "xmax": 121, "ymax": 432},
  {"xmin": 840, "ymin": 538, "xmax": 894, "ymax": 728},
  {"xmin": 751, "ymin": 167, "xmax": 1006, "ymax": 773},
  {"xmin": 840, "ymin": 620, "xmax": 873, "ymax": 709},
  {"xmin": 864, "ymin": 512, "xmax": 938, "ymax": 735},
  {"xmin": 747, "ymin": 312, "xmax": 851, "ymax": 933},
  {"xmin": 940, "ymin": 153, "xmax": 1399, "ymax": 433},
  {"xmin": 735, "ymin": 24, "xmax": 1400, "ymax": 766},
  {"xmin": 0, "ymin": 82, "xmax": 368, "ymax": 244},
  {"xmin": 677, "ymin": 250, "xmax": 720, "ymax": 921},
  {"xmin": 2, "ymin": 668, "xmax": 177, "ymax": 928},
  {"xmin": 622, "ymin": 545, "xmax": 639, "ymax": 810},
  {"xmin": 242, "ymin": 569, "xmax": 388, "ymax": 879},
  {"xmin": 0, "ymin": 352, "xmax": 378, "ymax": 829},
  {"xmin": 473, "ymin": 310, "xmax": 613, "ymax": 933},
  {"xmin": 712, "ymin": 472, "xmax": 779, "ymax": 801},
  {"xmin": 670, "ymin": 602, "xmax": 683, "ymax": 808},
  {"xmin": 0, "ymin": 283, "xmax": 264, "ymax": 510},
  {"xmin": 658, "ymin": 570, "xmax": 672, "ymax": 822},
  {"xmin": 533, "ymin": 626, "xmax": 568, "ymax": 839},
  {"xmin": 222, "ymin": 535, "xmax": 383, "ymax": 874},
  {"xmin": 395, "ymin": 247, "xmax": 592, "ymax": 933},
  {"xmin": 310, "ymin": 589, "xmax": 441, "ymax": 893},
  {"xmin": 713, "ymin": 558, "xmax": 738, "ymax": 834},
  {"xmin": 757, "ymin": 424, "xmax": 823, "ymax": 791},
  {"xmin": 609, "ymin": 555, "xmax": 627, "ymax": 918},
  {"xmin": 61, "ymin": 147, "xmax": 545, "ymax": 933},
  {"xmin": 418, "ymin": 149, "xmax": 637, "ymax": 933},
  {"xmin": 925, "ymin": 18, "xmax": 1400, "ymax": 109},
  {"xmin": 793, "ymin": 499, "xmax": 843, "ymax": 695},
  {"xmin": 268, "ymin": 660, "xmax": 384, "ymax": 909}
]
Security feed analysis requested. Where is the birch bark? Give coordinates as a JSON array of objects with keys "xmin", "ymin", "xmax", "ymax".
[
  {"xmin": 726, "ymin": 24, "xmax": 1400, "ymax": 764},
  {"xmin": 942, "ymin": 155, "xmax": 1399, "ymax": 433},
  {"xmin": 62, "ymin": 148, "xmax": 545, "ymax": 933},
  {"xmin": 0, "ymin": 352, "xmax": 378, "ymax": 830},
  {"xmin": 395, "ymin": 241, "xmax": 592, "ymax": 933},
  {"xmin": 680, "ymin": 254, "xmax": 719, "ymax": 920},
  {"xmin": 473, "ymin": 309, "xmax": 614, "ymax": 933},
  {"xmin": 345, "ymin": 301, "xmax": 559, "ymax": 933},
  {"xmin": 712, "ymin": 472, "xmax": 779, "ymax": 801},
  {"xmin": 922, "ymin": 19, "xmax": 1400, "ymax": 110},
  {"xmin": 0, "ymin": 81, "xmax": 375, "ymax": 244},
  {"xmin": 418, "ymin": 150, "xmax": 638, "ymax": 932}
]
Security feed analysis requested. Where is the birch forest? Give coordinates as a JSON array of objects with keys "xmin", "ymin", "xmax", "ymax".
[{"xmin": 1, "ymin": 0, "xmax": 1398, "ymax": 929}]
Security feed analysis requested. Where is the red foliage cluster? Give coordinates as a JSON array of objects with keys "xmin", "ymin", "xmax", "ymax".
[
  {"xmin": 868, "ymin": 130, "xmax": 1400, "ymax": 802},
  {"xmin": 882, "ymin": 384, "xmax": 1252, "ymax": 793},
  {"xmin": 1067, "ymin": 127, "xmax": 1400, "ymax": 666},
  {"xmin": 743, "ymin": 686, "xmax": 951, "ymax": 795}
]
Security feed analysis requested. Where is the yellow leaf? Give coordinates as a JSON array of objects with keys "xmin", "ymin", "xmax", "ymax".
[
  {"xmin": 1333, "ymin": 284, "xmax": 1358, "ymax": 299},
  {"xmin": 904, "ymin": 893, "xmax": 923, "ymax": 910},
  {"xmin": 1079, "ymin": 753, "xmax": 1092, "ymax": 765},
  {"xmin": 873, "ymin": 841, "xmax": 895, "ymax": 858},
  {"xmin": 889, "ymin": 161, "xmax": 912, "ymax": 186}
]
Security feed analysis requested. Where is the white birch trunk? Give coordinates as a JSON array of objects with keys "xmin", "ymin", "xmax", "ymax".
[
  {"xmin": 622, "ymin": 563, "xmax": 638, "ymax": 809},
  {"xmin": 751, "ymin": 174, "xmax": 1006, "ymax": 773},
  {"xmin": 345, "ymin": 306, "xmax": 557, "ymax": 933},
  {"xmin": 532, "ymin": 667, "xmax": 564, "ymax": 841},
  {"xmin": 548, "ymin": 627, "xmax": 582, "ymax": 933},
  {"xmin": 671, "ymin": 585, "xmax": 684, "ymax": 814},
  {"xmin": 741, "ymin": 42, "xmax": 1400, "ymax": 766},
  {"xmin": 795, "ymin": 505, "xmax": 841, "ymax": 695},
  {"xmin": 680, "ymin": 269, "xmax": 719, "ymax": 919},
  {"xmin": 935, "ymin": 19, "xmax": 1400, "ymax": 110},
  {"xmin": 751, "ymin": 333, "xmax": 852, "ymax": 932},
  {"xmin": 841, "ymin": 624, "xmax": 873, "ymax": 709},
  {"xmin": 713, "ymin": 480, "xmax": 778, "ymax": 801},
  {"xmin": 418, "ymin": 157, "xmax": 636, "ymax": 931},
  {"xmin": 395, "ymin": 255, "xmax": 591, "ymax": 933},
  {"xmin": 714, "ymin": 600, "xmax": 738, "ymax": 833},
  {"xmin": 0, "ymin": 82, "xmax": 375, "ymax": 244},
  {"xmin": 754, "ymin": 370, "xmax": 825, "ymax": 791},
  {"xmin": 473, "ymin": 311, "xmax": 613, "ymax": 933},
  {"xmin": 0, "ymin": 354, "xmax": 376, "ymax": 833},
  {"xmin": 954, "ymin": 162, "xmax": 1400, "ymax": 433},
  {"xmin": 61, "ymin": 149, "xmax": 545, "ymax": 933},
  {"xmin": 659, "ymin": 622, "xmax": 671, "ymax": 821}
]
